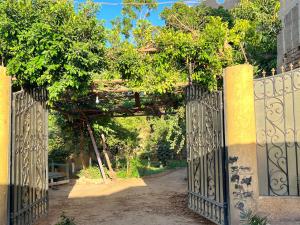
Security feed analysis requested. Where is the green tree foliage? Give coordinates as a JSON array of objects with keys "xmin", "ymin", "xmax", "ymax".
[
  {"xmin": 0, "ymin": 0, "xmax": 280, "ymax": 97},
  {"xmin": 93, "ymin": 117, "xmax": 141, "ymax": 161},
  {"xmin": 104, "ymin": 112, "xmax": 186, "ymax": 174},
  {"xmin": 3, "ymin": 0, "xmax": 281, "ymax": 177},
  {"xmin": 105, "ymin": 2, "xmax": 252, "ymax": 91},
  {"xmin": 146, "ymin": 107, "xmax": 186, "ymax": 161},
  {"xmin": 49, "ymin": 110, "xmax": 186, "ymax": 168},
  {"xmin": 158, "ymin": 3, "xmax": 254, "ymax": 89},
  {"xmin": 49, "ymin": 113, "xmax": 90, "ymax": 163},
  {"xmin": 97, "ymin": 0, "xmax": 281, "ymax": 174},
  {"xmin": 121, "ymin": 0, "xmax": 157, "ymax": 38},
  {"xmin": 232, "ymin": 0, "xmax": 281, "ymax": 70},
  {"xmin": 160, "ymin": 3, "xmax": 234, "ymax": 31},
  {"xmin": 90, "ymin": 0, "xmax": 281, "ymax": 95},
  {"xmin": 155, "ymin": 17, "xmax": 247, "ymax": 89},
  {"xmin": 104, "ymin": 19, "xmax": 184, "ymax": 93},
  {"xmin": 160, "ymin": 3, "xmax": 210, "ymax": 31},
  {"xmin": 165, "ymin": 0, "xmax": 280, "ymax": 78},
  {"xmin": 0, "ymin": 0, "xmax": 106, "ymax": 103}
]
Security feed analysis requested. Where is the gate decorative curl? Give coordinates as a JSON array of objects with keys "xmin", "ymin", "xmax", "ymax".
[
  {"xmin": 10, "ymin": 89, "xmax": 48, "ymax": 225},
  {"xmin": 186, "ymin": 85, "xmax": 228, "ymax": 225},
  {"xmin": 254, "ymin": 69, "xmax": 300, "ymax": 196}
]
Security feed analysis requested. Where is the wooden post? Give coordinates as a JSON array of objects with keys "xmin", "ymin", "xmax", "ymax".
[
  {"xmin": 100, "ymin": 133, "xmax": 116, "ymax": 178},
  {"xmin": 224, "ymin": 64, "xmax": 259, "ymax": 224},
  {"xmin": 86, "ymin": 122, "xmax": 108, "ymax": 183},
  {"xmin": 0, "ymin": 66, "xmax": 11, "ymax": 225}
]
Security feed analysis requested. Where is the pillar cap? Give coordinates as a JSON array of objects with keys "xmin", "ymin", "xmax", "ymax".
[{"xmin": 224, "ymin": 64, "xmax": 253, "ymax": 71}]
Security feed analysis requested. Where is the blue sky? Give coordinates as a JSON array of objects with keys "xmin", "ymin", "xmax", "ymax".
[{"xmin": 76, "ymin": 0, "xmax": 224, "ymax": 28}]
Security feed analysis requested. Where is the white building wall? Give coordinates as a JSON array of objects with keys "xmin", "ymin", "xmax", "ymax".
[
  {"xmin": 223, "ymin": 0, "xmax": 239, "ymax": 9},
  {"xmin": 278, "ymin": 0, "xmax": 300, "ymax": 68}
]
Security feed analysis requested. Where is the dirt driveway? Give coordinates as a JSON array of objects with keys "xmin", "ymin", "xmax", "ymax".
[{"xmin": 36, "ymin": 169, "xmax": 213, "ymax": 225}]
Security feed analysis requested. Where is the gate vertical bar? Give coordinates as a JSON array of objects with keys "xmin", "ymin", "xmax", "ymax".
[
  {"xmin": 291, "ymin": 71, "xmax": 300, "ymax": 195},
  {"xmin": 220, "ymin": 91, "xmax": 228, "ymax": 225}
]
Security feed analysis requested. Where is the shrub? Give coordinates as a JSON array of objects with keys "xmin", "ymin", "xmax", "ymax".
[
  {"xmin": 241, "ymin": 210, "xmax": 269, "ymax": 225},
  {"xmin": 77, "ymin": 166, "xmax": 102, "ymax": 180},
  {"xmin": 116, "ymin": 158, "xmax": 142, "ymax": 178},
  {"xmin": 157, "ymin": 142, "xmax": 172, "ymax": 167}
]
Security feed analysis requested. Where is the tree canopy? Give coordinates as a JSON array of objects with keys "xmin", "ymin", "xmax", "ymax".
[
  {"xmin": 0, "ymin": 0, "xmax": 281, "ymax": 103},
  {"xmin": 0, "ymin": 0, "xmax": 282, "ymax": 173},
  {"xmin": 232, "ymin": 0, "xmax": 281, "ymax": 70},
  {"xmin": 0, "ymin": 0, "xmax": 106, "ymax": 103}
]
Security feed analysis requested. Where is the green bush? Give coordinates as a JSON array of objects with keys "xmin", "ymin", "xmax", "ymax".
[
  {"xmin": 55, "ymin": 214, "xmax": 76, "ymax": 225},
  {"xmin": 157, "ymin": 142, "xmax": 172, "ymax": 167},
  {"xmin": 116, "ymin": 158, "xmax": 142, "ymax": 178},
  {"xmin": 77, "ymin": 166, "xmax": 102, "ymax": 180}
]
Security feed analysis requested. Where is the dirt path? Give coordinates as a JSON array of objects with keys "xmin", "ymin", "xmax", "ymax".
[{"xmin": 36, "ymin": 169, "xmax": 213, "ymax": 225}]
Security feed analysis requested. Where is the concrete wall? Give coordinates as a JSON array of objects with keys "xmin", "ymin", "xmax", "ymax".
[{"xmin": 257, "ymin": 197, "xmax": 300, "ymax": 224}]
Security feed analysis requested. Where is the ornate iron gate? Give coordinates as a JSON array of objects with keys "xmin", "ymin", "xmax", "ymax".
[
  {"xmin": 254, "ymin": 69, "xmax": 300, "ymax": 196},
  {"xmin": 186, "ymin": 85, "xmax": 228, "ymax": 225},
  {"xmin": 10, "ymin": 89, "xmax": 48, "ymax": 225}
]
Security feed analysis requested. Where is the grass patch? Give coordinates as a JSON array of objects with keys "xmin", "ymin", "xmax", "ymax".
[
  {"xmin": 77, "ymin": 160, "xmax": 186, "ymax": 179},
  {"xmin": 166, "ymin": 160, "xmax": 187, "ymax": 169},
  {"xmin": 140, "ymin": 166, "xmax": 167, "ymax": 176},
  {"xmin": 116, "ymin": 159, "xmax": 186, "ymax": 178}
]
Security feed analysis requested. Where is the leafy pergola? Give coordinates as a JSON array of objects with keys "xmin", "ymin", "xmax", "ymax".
[{"xmin": 53, "ymin": 79, "xmax": 187, "ymax": 119}]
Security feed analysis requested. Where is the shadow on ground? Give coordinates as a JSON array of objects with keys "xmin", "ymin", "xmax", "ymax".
[{"xmin": 35, "ymin": 169, "xmax": 213, "ymax": 225}]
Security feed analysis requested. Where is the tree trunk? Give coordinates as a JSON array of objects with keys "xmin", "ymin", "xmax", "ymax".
[
  {"xmin": 134, "ymin": 92, "xmax": 141, "ymax": 108},
  {"xmin": 126, "ymin": 158, "xmax": 130, "ymax": 176},
  {"xmin": 86, "ymin": 122, "xmax": 108, "ymax": 183},
  {"xmin": 79, "ymin": 129, "xmax": 88, "ymax": 169},
  {"xmin": 100, "ymin": 133, "xmax": 116, "ymax": 179}
]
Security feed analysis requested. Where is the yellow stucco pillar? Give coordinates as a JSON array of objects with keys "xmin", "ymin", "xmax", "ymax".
[
  {"xmin": 0, "ymin": 66, "xmax": 11, "ymax": 225},
  {"xmin": 224, "ymin": 64, "xmax": 259, "ymax": 225}
]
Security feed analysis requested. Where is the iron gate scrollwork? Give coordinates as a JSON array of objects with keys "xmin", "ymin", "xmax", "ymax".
[
  {"xmin": 186, "ymin": 85, "xmax": 228, "ymax": 225},
  {"xmin": 10, "ymin": 89, "xmax": 48, "ymax": 225},
  {"xmin": 254, "ymin": 69, "xmax": 300, "ymax": 196}
]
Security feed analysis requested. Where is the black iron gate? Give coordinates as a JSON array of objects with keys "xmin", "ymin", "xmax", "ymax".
[
  {"xmin": 186, "ymin": 85, "xmax": 228, "ymax": 225},
  {"xmin": 10, "ymin": 89, "xmax": 48, "ymax": 225}
]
